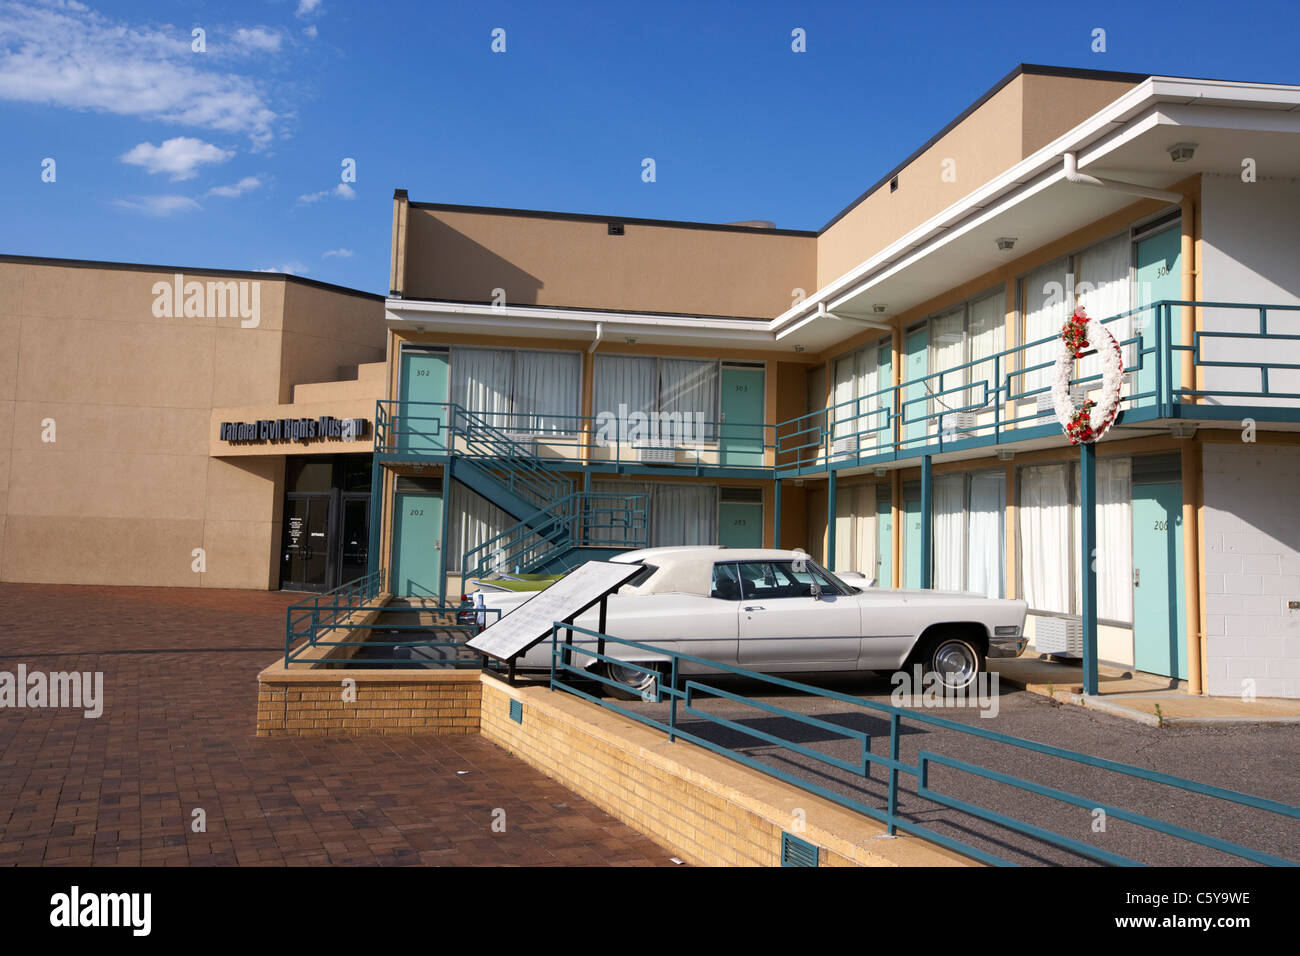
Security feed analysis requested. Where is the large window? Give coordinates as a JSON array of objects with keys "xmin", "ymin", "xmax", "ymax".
[
  {"xmin": 451, "ymin": 347, "xmax": 580, "ymax": 434},
  {"xmin": 591, "ymin": 480, "xmax": 718, "ymax": 547},
  {"xmin": 593, "ymin": 356, "xmax": 719, "ymax": 440},
  {"xmin": 834, "ymin": 484, "xmax": 879, "ymax": 581},
  {"xmin": 830, "ymin": 338, "xmax": 890, "ymax": 447},
  {"xmin": 930, "ymin": 470, "xmax": 1006, "ymax": 598},
  {"xmin": 924, "ymin": 290, "xmax": 1005, "ymax": 425},
  {"xmin": 1018, "ymin": 458, "xmax": 1132, "ymax": 622}
]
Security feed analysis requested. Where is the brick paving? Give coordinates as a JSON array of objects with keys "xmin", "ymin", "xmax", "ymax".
[{"xmin": 0, "ymin": 583, "xmax": 675, "ymax": 866}]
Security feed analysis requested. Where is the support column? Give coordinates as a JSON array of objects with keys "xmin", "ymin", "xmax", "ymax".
[
  {"xmin": 1080, "ymin": 442, "xmax": 1099, "ymax": 696},
  {"xmin": 826, "ymin": 470, "xmax": 837, "ymax": 571},
  {"xmin": 1182, "ymin": 439, "xmax": 1204, "ymax": 695},
  {"xmin": 891, "ymin": 471, "xmax": 902, "ymax": 588},
  {"xmin": 920, "ymin": 455, "xmax": 932, "ymax": 589},
  {"xmin": 774, "ymin": 478, "xmax": 782, "ymax": 549},
  {"xmin": 439, "ymin": 459, "xmax": 453, "ymax": 605}
]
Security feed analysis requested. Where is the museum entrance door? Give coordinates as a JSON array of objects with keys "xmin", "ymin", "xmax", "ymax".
[{"xmin": 281, "ymin": 495, "xmax": 332, "ymax": 591}]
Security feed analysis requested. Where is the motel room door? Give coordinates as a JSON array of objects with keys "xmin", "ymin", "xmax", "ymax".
[
  {"xmin": 902, "ymin": 482, "xmax": 923, "ymax": 589},
  {"xmin": 1133, "ymin": 222, "xmax": 1182, "ymax": 409},
  {"xmin": 903, "ymin": 327, "xmax": 928, "ymax": 449},
  {"xmin": 720, "ymin": 364, "xmax": 766, "ymax": 467},
  {"xmin": 390, "ymin": 478, "xmax": 444, "ymax": 599},
  {"xmin": 1131, "ymin": 478, "xmax": 1187, "ymax": 680},
  {"xmin": 398, "ymin": 347, "xmax": 449, "ymax": 453},
  {"xmin": 718, "ymin": 487, "xmax": 763, "ymax": 549}
]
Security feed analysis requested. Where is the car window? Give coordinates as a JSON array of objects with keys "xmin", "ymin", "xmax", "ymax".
[
  {"xmin": 737, "ymin": 561, "xmax": 842, "ymax": 600},
  {"xmin": 710, "ymin": 563, "xmax": 742, "ymax": 600}
]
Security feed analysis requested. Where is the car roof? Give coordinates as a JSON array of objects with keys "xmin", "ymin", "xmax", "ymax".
[{"xmin": 618, "ymin": 548, "xmax": 815, "ymax": 597}]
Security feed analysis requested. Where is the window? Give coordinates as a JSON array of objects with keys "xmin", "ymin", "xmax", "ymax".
[
  {"xmin": 593, "ymin": 356, "xmax": 719, "ymax": 441},
  {"xmin": 930, "ymin": 471, "xmax": 1006, "ymax": 598},
  {"xmin": 711, "ymin": 563, "xmax": 741, "ymax": 600},
  {"xmin": 590, "ymin": 480, "xmax": 719, "ymax": 548},
  {"xmin": 829, "ymin": 337, "xmax": 890, "ymax": 447},
  {"xmin": 735, "ymin": 561, "xmax": 842, "ymax": 600},
  {"xmin": 451, "ymin": 347, "xmax": 580, "ymax": 434},
  {"xmin": 921, "ymin": 290, "xmax": 1005, "ymax": 428},
  {"xmin": 834, "ymin": 484, "xmax": 878, "ymax": 580}
]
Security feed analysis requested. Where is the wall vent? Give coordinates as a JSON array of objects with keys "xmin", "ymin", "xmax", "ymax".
[
  {"xmin": 509, "ymin": 699, "xmax": 523, "ymax": 724},
  {"xmin": 781, "ymin": 832, "xmax": 819, "ymax": 867}
]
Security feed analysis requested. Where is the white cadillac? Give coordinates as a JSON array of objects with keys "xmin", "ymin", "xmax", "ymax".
[{"xmin": 464, "ymin": 547, "xmax": 1028, "ymax": 699}]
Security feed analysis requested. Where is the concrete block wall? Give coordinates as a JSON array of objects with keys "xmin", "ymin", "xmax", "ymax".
[{"xmin": 1201, "ymin": 442, "xmax": 1300, "ymax": 698}]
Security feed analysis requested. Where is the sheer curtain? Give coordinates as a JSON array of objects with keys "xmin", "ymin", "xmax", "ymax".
[
  {"xmin": 931, "ymin": 474, "xmax": 966, "ymax": 590},
  {"xmin": 1020, "ymin": 464, "xmax": 1071, "ymax": 612},
  {"xmin": 590, "ymin": 479, "xmax": 650, "ymax": 546},
  {"xmin": 448, "ymin": 483, "xmax": 514, "ymax": 574},
  {"xmin": 854, "ymin": 485, "xmax": 877, "ymax": 581},
  {"xmin": 514, "ymin": 350, "xmax": 579, "ymax": 433},
  {"xmin": 967, "ymin": 292, "xmax": 1005, "ymax": 411},
  {"xmin": 1022, "ymin": 260, "xmax": 1070, "ymax": 397},
  {"xmin": 834, "ymin": 488, "xmax": 856, "ymax": 572},
  {"xmin": 930, "ymin": 310, "xmax": 965, "ymax": 432},
  {"xmin": 661, "ymin": 359, "xmax": 717, "ymax": 442},
  {"xmin": 832, "ymin": 355, "xmax": 856, "ymax": 442},
  {"xmin": 1071, "ymin": 457, "xmax": 1133, "ymax": 622},
  {"xmin": 452, "ymin": 348, "xmax": 512, "ymax": 429},
  {"xmin": 1076, "ymin": 235, "xmax": 1132, "ymax": 387},
  {"xmin": 857, "ymin": 346, "xmax": 883, "ymax": 448},
  {"xmin": 651, "ymin": 484, "xmax": 717, "ymax": 546},
  {"xmin": 967, "ymin": 471, "xmax": 1005, "ymax": 598},
  {"xmin": 593, "ymin": 356, "xmax": 656, "ymax": 439}
]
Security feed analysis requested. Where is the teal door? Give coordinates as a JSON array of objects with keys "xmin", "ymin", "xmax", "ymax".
[
  {"xmin": 875, "ymin": 488, "xmax": 892, "ymax": 587},
  {"xmin": 1131, "ymin": 480, "xmax": 1186, "ymax": 679},
  {"xmin": 720, "ymin": 365, "xmax": 766, "ymax": 466},
  {"xmin": 903, "ymin": 493, "xmax": 922, "ymax": 588},
  {"xmin": 1134, "ymin": 227, "xmax": 1181, "ymax": 408},
  {"xmin": 718, "ymin": 501, "xmax": 763, "ymax": 548},
  {"xmin": 903, "ymin": 329, "xmax": 928, "ymax": 448},
  {"xmin": 391, "ymin": 491, "xmax": 443, "ymax": 597},
  {"xmin": 398, "ymin": 349, "xmax": 449, "ymax": 452}
]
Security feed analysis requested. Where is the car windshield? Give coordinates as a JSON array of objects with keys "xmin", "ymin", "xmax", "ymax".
[{"xmin": 730, "ymin": 560, "xmax": 849, "ymax": 600}]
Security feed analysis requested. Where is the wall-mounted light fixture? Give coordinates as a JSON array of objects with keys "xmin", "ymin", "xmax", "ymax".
[
  {"xmin": 1168, "ymin": 142, "xmax": 1197, "ymax": 163},
  {"xmin": 997, "ymin": 449, "xmax": 1015, "ymax": 461},
  {"xmin": 995, "ymin": 237, "xmax": 1017, "ymax": 252},
  {"xmin": 872, "ymin": 304, "xmax": 888, "ymax": 314},
  {"xmin": 793, "ymin": 344, "xmax": 805, "ymax": 353}
]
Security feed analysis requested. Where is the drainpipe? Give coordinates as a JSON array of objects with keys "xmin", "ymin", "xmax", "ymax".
[
  {"xmin": 1063, "ymin": 153, "xmax": 1203, "ymax": 695},
  {"xmin": 588, "ymin": 322, "xmax": 603, "ymax": 353}
]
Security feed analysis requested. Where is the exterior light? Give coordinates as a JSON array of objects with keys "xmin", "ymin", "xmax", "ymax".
[
  {"xmin": 1168, "ymin": 143, "xmax": 1197, "ymax": 163},
  {"xmin": 1170, "ymin": 422, "xmax": 1198, "ymax": 439},
  {"xmin": 995, "ymin": 237, "xmax": 1017, "ymax": 252},
  {"xmin": 625, "ymin": 336, "xmax": 638, "ymax": 345},
  {"xmin": 997, "ymin": 449, "xmax": 1014, "ymax": 461},
  {"xmin": 874, "ymin": 468, "xmax": 887, "ymax": 477},
  {"xmin": 793, "ymin": 344, "xmax": 806, "ymax": 353},
  {"xmin": 872, "ymin": 304, "xmax": 888, "ymax": 314}
]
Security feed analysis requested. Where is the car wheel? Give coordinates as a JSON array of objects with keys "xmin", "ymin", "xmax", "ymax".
[
  {"xmin": 599, "ymin": 660, "xmax": 664, "ymax": 701},
  {"xmin": 916, "ymin": 632, "xmax": 983, "ymax": 692}
]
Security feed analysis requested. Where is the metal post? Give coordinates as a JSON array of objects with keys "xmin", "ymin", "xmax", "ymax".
[
  {"xmin": 920, "ymin": 454, "xmax": 932, "ymax": 590},
  {"xmin": 773, "ymin": 478, "xmax": 782, "ymax": 549},
  {"xmin": 826, "ymin": 469, "xmax": 837, "ymax": 571},
  {"xmin": 1080, "ymin": 441, "xmax": 1099, "ymax": 696},
  {"xmin": 439, "ymin": 458, "xmax": 453, "ymax": 606},
  {"xmin": 367, "ymin": 415, "xmax": 383, "ymax": 582}
]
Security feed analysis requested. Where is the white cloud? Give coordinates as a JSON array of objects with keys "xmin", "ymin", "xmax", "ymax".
[
  {"xmin": 207, "ymin": 175, "xmax": 262, "ymax": 198},
  {"xmin": 322, "ymin": 248, "xmax": 353, "ymax": 258},
  {"xmin": 232, "ymin": 27, "xmax": 282, "ymax": 54},
  {"xmin": 298, "ymin": 183, "xmax": 355, "ymax": 204},
  {"xmin": 112, "ymin": 194, "xmax": 201, "ymax": 217},
  {"xmin": 0, "ymin": 2, "xmax": 279, "ymax": 148},
  {"xmin": 303, "ymin": 25, "xmax": 318, "ymax": 39},
  {"xmin": 120, "ymin": 137, "xmax": 233, "ymax": 180},
  {"xmin": 296, "ymin": 0, "xmax": 323, "ymax": 18},
  {"xmin": 256, "ymin": 262, "xmax": 309, "ymax": 275}
]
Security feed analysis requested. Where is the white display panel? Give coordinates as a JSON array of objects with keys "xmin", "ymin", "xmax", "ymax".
[{"xmin": 466, "ymin": 561, "xmax": 641, "ymax": 662}]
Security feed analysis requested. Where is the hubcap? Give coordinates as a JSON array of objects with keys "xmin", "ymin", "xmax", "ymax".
[
  {"xmin": 932, "ymin": 641, "xmax": 977, "ymax": 689},
  {"xmin": 609, "ymin": 662, "xmax": 652, "ymax": 688}
]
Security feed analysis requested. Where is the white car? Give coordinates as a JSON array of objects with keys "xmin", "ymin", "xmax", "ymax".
[{"xmin": 467, "ymin": 547, "xmax": 1028, "ymax": 698}]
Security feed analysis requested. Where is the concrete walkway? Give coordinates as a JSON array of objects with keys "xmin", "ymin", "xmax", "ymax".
[{"xmin": 997, "ymin": 654, "xmax": 1300, "ymax": 726}]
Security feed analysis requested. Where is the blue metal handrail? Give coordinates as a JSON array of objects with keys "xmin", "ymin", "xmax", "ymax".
[{"xmin": 548, "ymin": 623, "xmax": 1300, "ymax": 867}]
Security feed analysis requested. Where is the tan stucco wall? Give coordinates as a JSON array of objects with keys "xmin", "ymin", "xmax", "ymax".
[
  {"xmin": 401, "ymin": 206, "xmax": 817, "ymax": 319},
  {"xmin": 0, "ymin": 259, "xmax": 383, "ymax": 589}
]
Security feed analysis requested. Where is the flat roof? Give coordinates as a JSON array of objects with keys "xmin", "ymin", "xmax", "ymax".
[{"xmin": 0, "ymin": 253, "xmax": 385, "ymax": 302}]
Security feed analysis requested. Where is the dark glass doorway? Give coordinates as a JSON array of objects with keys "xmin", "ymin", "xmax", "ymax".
[
  {"xmin": 281, "ymin": 495, "xmax": 332, "ymax": 589},
  {"xmin": 278, "ymin": 455, "xmax": 372, "ymax": 592}
]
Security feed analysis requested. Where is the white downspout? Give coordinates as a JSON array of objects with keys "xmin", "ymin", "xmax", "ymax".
[
  {"xmin": 588, "ymin": 321, "xmax": 603, "ymax": 353},
  {"xmin": 1062, "ymin": 151, "xmax": 1184, "ymax": 204}
]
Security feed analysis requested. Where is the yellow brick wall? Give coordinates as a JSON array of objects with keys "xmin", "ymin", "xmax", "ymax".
[{"xmin": 256, "ymin": 672, "xmax": 482, "ymax": 737}]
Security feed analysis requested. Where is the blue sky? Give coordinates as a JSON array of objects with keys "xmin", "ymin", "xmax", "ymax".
[{"xmin": 1, "ymin": 0, "xmax": 1297, "ymax": 295}]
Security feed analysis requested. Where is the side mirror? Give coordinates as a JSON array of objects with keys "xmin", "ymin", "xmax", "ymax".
[{"xmin": 810, "ymin": 579, "xmax": 823, "ymax": 602}]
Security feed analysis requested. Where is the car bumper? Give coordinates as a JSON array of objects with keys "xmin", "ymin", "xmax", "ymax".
[{"xmin": 988, "ymin": 636, "xmax": 1028, "ymax": 659}]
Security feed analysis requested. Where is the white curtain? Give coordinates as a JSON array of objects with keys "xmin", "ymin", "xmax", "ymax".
[
  {"xmin": 967, "ymin": 471, "xmax": 1005, "ymax": 599},
  {"xmin": 967, "ymin": 292, "xmax": 1005, "ymax": 411},
  {"xmin": 834, "ymin": 486, "xmax": 856, "ymax": 572},
  {"xmin": 1076, "ymin": 234, "xmax": 1132, "ymax": 388},
  {"xmin": 651, "ymin": 483, "xmax": 717, "ymax": 547},
  {"xmin": 589, "ymin": 480, "xmax": 650, "ymax": 547},
  {"xmin": 857, "ymin": 346, "xmax": 883, "ymax": 448},
  {"xmin": 593, "ymin": 355, "xmax": 656, "ymax": 427},
  {"xmin": 1022, "ymin": 260, "xmax": 1070, "ymax": 397},
  {"xmin": 835, "ymin": 484, "xmax": 877, "ymax": 578},
  {"xmin": 661, "ymin": 359, "xmax": 717, "ymax": 441},
  {"xmin": 514, "ymin": 350, "xmax": 579, "ymax": 433},
  {"xmin": 448, "ymin": 483, "xmax": 515, "ymax": 573},
  {"xmin": 451, "ymin": 348, "xmax": 512, "ymax": 429},
  {"xmin": 832, "ymin": 355, "xmax": 857, "ymax": 440},
  {"xmin": 931, "ymin": 474, "xmax": 966, "ymax": 590},
  {"xmin": 930, "ymin": 309, "xmax": 965, "ymax": 432},
  {"xmin": 1071, "ymin": 457, "xmax": 1133, "ymax": 622},
  {"xmin": 1020, "ymin": 464, "xmax": 1071, "ymax": 613}
]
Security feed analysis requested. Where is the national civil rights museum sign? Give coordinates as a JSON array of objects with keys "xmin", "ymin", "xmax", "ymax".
[{"xmin": 218, "ymin": 416, "xmax": 370, "ymax": 444}]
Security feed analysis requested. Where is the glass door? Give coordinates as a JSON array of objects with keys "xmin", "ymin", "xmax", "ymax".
[
  {"xmin": 281, "ymin": 495, "xmax": 332, "ymax": 591},
  {"xmin": 338, "ymin": 495, "xmax": 370, "ymax": 586}
]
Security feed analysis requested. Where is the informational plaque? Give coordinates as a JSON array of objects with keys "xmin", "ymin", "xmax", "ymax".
[{"xmin": 466, "ymin": 561, "xmax": 642, "ymax": 662}]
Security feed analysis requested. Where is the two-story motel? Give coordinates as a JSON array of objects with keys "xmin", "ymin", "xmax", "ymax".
[{"xmin": 2, "ymin": 65, "xmax": 1298, "ymax": 699}]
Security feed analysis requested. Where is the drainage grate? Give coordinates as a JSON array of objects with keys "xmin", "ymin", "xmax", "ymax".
[
  {"xmin": 780, "ymin": 832, "xmax": 819, "ymax": 867},
  {"xmin": 509, "ymin": 699, "xmax": 523, "ymax": 724}
]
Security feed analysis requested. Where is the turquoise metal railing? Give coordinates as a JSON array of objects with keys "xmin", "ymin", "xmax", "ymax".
[
  {"xmin": 547, "ymin": 624, "xmax": 1300, "ymax": 866},
  {"xmin": 461, "ymin": 491, "xmax": 649, "ymax": 582}
]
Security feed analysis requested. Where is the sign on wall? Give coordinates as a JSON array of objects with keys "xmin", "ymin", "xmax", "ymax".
[{"xmin": 218, "ymin": 416, "xmax": 369, "ymax": 445}]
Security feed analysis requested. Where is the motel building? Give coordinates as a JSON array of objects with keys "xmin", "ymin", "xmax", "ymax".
[{"xmin": 2, "ymin": 65, "xmax": 1299, "ymax": 701}]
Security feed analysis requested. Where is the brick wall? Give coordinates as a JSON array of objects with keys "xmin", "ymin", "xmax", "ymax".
[
  {"xmin": 256, "ymin": 667, "xmax": 482, "ymax": 736},
  {"xmin": 1202, "ymin": 442, "xmax": 1300, "ymax": 698},
  {"xmin": 479, "ymin": 678, "xmax": 974, "ymax": 868}
]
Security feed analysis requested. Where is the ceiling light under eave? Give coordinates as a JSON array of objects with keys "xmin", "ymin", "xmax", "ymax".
[
  {"xmin": 995, "ymin": 236, "xmax": 1017, "ymax": 252},
  {"xmin": 1168, "ymin": 142, "xmax": 1197, "ymax": 163},
  {"xmin": 793, "ymin": 344, "xmax": 805, "ymax": 353}
]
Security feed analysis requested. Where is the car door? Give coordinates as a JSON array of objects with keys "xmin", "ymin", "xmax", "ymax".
[{"xmin": 736, "ymin": 561, "xmax": 862, "ymax": 668}]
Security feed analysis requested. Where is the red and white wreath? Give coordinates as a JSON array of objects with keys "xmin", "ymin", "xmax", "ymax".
[{"xmin": 1051, "ymin": 307, "xmax": 1123, "ymax": 445}]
